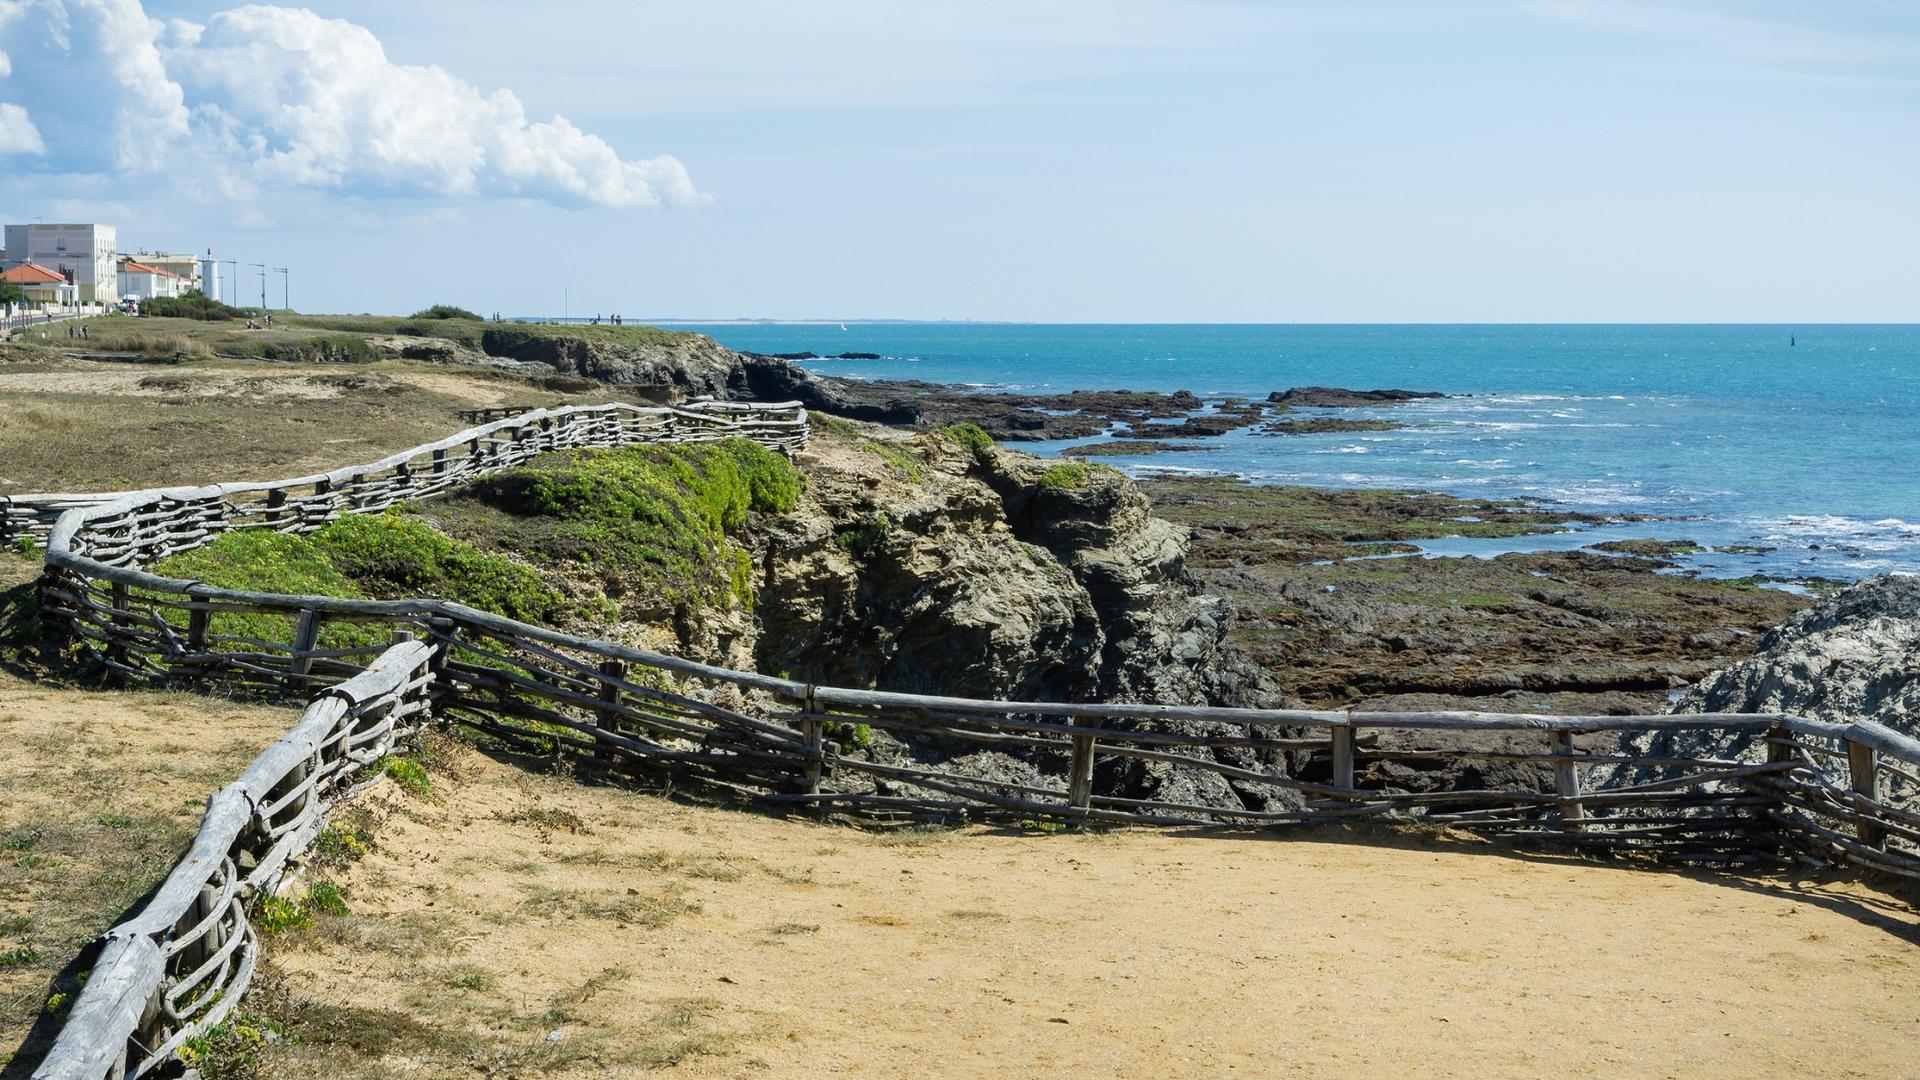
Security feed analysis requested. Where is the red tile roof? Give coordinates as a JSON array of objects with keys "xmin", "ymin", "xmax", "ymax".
[
  {"xmin": 1, "ymin": 262, "xmax": 68, "ymax": 285},
  {"xmin": 120, "ymin": 260, "xmax": 187, "ymax": 279}
]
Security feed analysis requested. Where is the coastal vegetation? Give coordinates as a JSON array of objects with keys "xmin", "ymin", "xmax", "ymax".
[
  {"xmin": 136, "ymin": 292, "xmax": 256, "ymax": 321},
  {"xmin": 409, "ymin": 304, "xmax": 483, "ymax": 320},
  {"xmin": 145, "ymin": 438, "xmax": 801, "ymax": 652},
  {"xmin": 937, "ymin": 422, "xmax": 995, "ymax": 461},
  {"xmin": 1039, "ymin": 460, "xmax": 1108, "ymax": 490}
]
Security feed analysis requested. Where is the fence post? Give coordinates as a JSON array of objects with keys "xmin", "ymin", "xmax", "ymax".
[
  {"xmin": 286, "ymin": 608, "xmax": 322, "ymax": 690},
  {"xmin": 1551, "ymin": 731, "xmax": 1585, "ymax": 829},
  {"xmin": 1330, "ymin": 718, "xmax": 1356, "ymax": 792},
  {"xmin": 1845, "ymin": 737, "xmax": 1886, "ymax": 851},
  {"xmin": 425, "ymin": 616, "xmax": 455, "ymax": 714},
  {"xmin": 1067, "ymin": 717, "xmax": 1102, "ymax": 813},
  {"xmin": 595, "ymin": 660, "xmax": 625, "ymax": 762},
  {"xmin": 800, "ymin": 686, "xmax": 824, "ymax": 797},
  {"xmin": 106, "ymin": 581, "xmax": 132, "ymax": 679},
  {"xmin": 186, "ymin": 593, "xmax": 211, "ymax": 655},
  {"xmin": 35, "ymin": 572, "xmax": 66, "ymax": 666}
]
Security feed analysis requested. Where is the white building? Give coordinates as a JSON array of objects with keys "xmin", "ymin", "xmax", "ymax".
[
  {"xmin": 2, "ymin": 223, "xmax": 118, "ymax": 303},
  {"xmin": 117, "ymin": 258, "xmax": 190, "ymax": 301},
  {"xmin": 198, "ymin": 250, "xmax": 222, "ymax": 303},
  {"xmin": 131, "ymin": 251, "xmax": 202, "ymax": 294}
]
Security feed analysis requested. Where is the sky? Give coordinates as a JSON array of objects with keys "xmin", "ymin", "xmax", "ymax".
[{"xmin": 1, "ymin": 0, "xmax": 1916, "ymax": 321}]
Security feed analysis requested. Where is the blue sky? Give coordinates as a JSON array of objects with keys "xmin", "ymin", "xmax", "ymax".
[{"xmin": 2, "ymin": 0, "xmax": 1917, "ymax": 320}]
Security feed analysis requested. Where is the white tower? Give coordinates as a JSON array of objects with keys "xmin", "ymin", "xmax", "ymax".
[{"xmin": 199, "ymin": 248, "xmax": 221, "ymax": 303}]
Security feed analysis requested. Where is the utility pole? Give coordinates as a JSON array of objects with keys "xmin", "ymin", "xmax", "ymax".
[
  {"xmin": 250, "ymin": 263, "xmax": 266, "ymax": 310},
  {"xmin": 220, "ymin": 260, "xmax": 237, "ymax": 305},
  {"xmin": 273, "ymin": 267, "xmax": 289, "ymax": 311}
]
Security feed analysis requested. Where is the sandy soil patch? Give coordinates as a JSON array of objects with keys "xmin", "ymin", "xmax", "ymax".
[
  {"xmin": 387, "ymin": 371, "xmax": 515, "ymax": 406},
  {"xmin": 261, "ymin": 745, "xmax": 1920, "ymax": 1080},
  {"xmin": 0, "ymin": 369, "xmax": 354, "ymax": 400},
  {"xmin": 0, "ymin": 673, "xmax": 298, "ymax": 1071}
]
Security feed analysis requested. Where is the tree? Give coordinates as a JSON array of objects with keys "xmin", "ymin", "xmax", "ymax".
[{"xmin": 0, "ymin": 280, "xmax": 26, "ymax": 306}]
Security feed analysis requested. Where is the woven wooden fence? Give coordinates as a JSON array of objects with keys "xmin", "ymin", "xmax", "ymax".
[
  {"xmin": 32, "ymin": 639, "xmax": 432, "ymax": 1080},
  {"xmin": 22, "ymin": 397, "xmax": 1920, "ymax": 1077},
  {"xmin": 0, "ymin": 398, "xmax": 809, "ymax": 552}
]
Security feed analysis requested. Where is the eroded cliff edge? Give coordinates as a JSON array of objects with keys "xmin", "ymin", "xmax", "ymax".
[{"xmin": 738, "ymin": 427, "xmax": 1297, "ymax": 811}]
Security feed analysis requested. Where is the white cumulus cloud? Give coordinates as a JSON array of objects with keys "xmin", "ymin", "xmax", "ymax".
[
  {"xmin": 0, "ymin": 0, "xmax": 700, "ymax": 208},
  {"xmin": 0, "ymin": 101, "xmax": 43, "ymax": 154}
]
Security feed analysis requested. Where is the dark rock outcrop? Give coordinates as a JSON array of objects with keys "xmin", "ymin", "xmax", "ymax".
[
  {"xmin": 1678, "ymin": 574, "xmax": 1920, "ymax": 728},
  {"xmin": 1255, "ymin": 418, "xmax": 1405, "ymax": 436},
  {"xmin": 479, "ymin": 327, "xmax": 741, "ymax": 400},
  {"xmin": 733, "ymin": 353, "xmax": 921, "ymax": 424},
  {"xmin": 1601, "ymin": 575, "xmax": 1920, "ymax": 790},
  {"xmin": 1267, "ymin": 387, "xmax": 1446, "ymax": 408},
  {"xmin": 743, "ymin": 429, "xmax": 1293, "ymax": 812}
]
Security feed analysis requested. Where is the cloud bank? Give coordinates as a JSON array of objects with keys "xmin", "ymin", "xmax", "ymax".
[{"xmin": 0, "ymin": 0, "xmax": 700, "ymax": 207}]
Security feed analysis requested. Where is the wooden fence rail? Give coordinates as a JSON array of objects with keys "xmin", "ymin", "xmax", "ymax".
[
  {"xmin": 31, "ymin": 638, "xmax": 432, "ymax": 1080},
  {"xmin": 21, "ymin": 397, "xmax": 1920, "ymax": 1078},
  {"xmin": 0, "ymin": 398, "xmax": 811, "ymax": 552}
]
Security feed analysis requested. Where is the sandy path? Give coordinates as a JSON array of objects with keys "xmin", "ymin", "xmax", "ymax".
[{"xmin": 264, "ymin": 747, "xmax": 1920, "ymax": 1080}]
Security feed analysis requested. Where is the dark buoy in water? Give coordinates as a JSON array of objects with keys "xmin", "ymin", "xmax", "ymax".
[{"xmin": 1791, "ymin": 335, "xmax": 1796, "ymax": 346}]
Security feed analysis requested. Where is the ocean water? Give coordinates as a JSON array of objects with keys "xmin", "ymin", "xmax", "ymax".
[{"xmin": 670, "ymin": 323, "xmax": 1920, "ymax": 582}]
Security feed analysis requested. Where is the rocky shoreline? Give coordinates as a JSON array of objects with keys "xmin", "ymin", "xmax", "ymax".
[
  {"xmin": 493, "ymin": 333, "xmax": 1840, "ymax": 712},
  {"xmin": 430, "ymin": 328, "xmax": 1885, "ymax": 802}
]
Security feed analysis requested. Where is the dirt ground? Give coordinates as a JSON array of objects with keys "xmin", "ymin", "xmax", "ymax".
[
  {"xmin": 0, "ymin": 671, "xmax": 298, "ymax": 1072},
  {"xmin": 0, "ymin": 353, "xmax": 604, "ymax": 493},
  {"xmin": 258, "ymin": 743, "xmax": 1920, "ymax": 1080}
]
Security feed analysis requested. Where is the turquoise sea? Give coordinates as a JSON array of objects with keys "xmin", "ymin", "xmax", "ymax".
[{"xmin": 670, "ymin": 324, "xmax": 1920, "ymax": 583}]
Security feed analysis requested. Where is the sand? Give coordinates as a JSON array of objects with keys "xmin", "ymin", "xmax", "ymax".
[{"xmin": 262, "ymin": 744, "xmax": 1920, "ymax": 1080}]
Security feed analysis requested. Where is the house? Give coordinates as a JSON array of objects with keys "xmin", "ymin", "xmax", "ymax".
[
  {"xmin": 1, "ymin": 262, "xmax": 78, "ymax": 305},
  {"xmin": 130, "ymin": 250, "xmax": 203, "ymax": 294},
  {"xmin": 117, "ymin": 258, "xmax": 190, "ymax": 301},
  {"xmin": 1, "ymin": 223, "xmax": 118, "ymax": 302}
]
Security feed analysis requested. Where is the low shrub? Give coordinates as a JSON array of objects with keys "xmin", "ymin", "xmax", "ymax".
[
  {"xmin": 481, "ymin": 439, "xmax": 800, "ymax": 615},
  {"xmin": 718, "ymin": 438, "xmax": 803, "ymax": 513},
  {"xmin": 317, "ymin": 513, "xmax": 561, "ymax": 623},
  {"xmin": 138, "ymin": 292, "xmax": 254, "ymax": 321},
  {"xmin": 305, "ymin": 881, "xmax": 351, "ymax": 917},
  {"xmin": 261, "ymin": 335, "xmax": 378, "ymax": 364},
  {"xmin": 256, "ymin": 894, "xmax": 312, "ymax": 935},
  {"xmin": 150, "ymin": 530, "xmax": 383, "ymax": 650},
  {"xmin": 379, "ymin": 755, "xmax": 433, "ymax": 797},
  {"xmin": 864, "ymin": 441, "xmax": 925, "ymax": 482},
  {"xmin": 153, "ymin": 512, "xmax": 563, "ymax": 635},
  {"xmin": 178, "ymin": 1011, "xmax": 286, "ymax": 1078},
  {"xmin": 1040, "ymin": 461, "xmax": 1105, "ymax": 490},
  {"xmin": 939, "ymin": 423, "xmax": 995, "ymax": 461},
  {"xmin": 410, "ymin": 304, "xmax": 484, "ymax": 320},
  {"xmin": 836, "ymin": 512, "xmax": 893, "ymax": 558}
]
